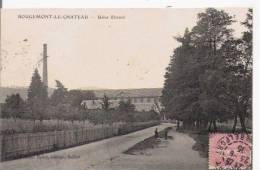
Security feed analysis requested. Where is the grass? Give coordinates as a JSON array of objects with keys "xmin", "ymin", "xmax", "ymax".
[
  {"xmin": 124, "ymin": 127, "xmax": 173, "ymax": 155},
  {"xmin": 177, "ymin": 124, "xmax": 252, "ymax": 159},
  {"xmin": 0, "ymin": 118, "xmax": 124, "ymax": 134},
  {"xmin": 176, "ymin": 128, "xmax": 208, "ymax": 158},
  {"xmin": 189, "ymin": 132, "xmax": 209, "ymax": 158}
]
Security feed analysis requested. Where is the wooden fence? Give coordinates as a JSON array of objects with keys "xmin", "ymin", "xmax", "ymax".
[{"xmin": 0, "ymin": 121, "xmax": 159, "ymax": 161}]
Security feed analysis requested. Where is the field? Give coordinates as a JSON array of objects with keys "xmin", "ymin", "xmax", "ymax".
[{"xmin": 0, "ymin": 118, "xmax": 124, "ymax": 134}]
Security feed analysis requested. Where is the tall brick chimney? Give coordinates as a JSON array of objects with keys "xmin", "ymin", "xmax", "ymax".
[{"xmin": 43, "ymin": 44, "xmax": 48, "ymax": 88}]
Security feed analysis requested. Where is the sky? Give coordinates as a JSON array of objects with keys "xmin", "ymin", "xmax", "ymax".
[
  {"xmin": 2, "ymin": 0, "xmax": 255, "ymax": 8},
  {"xmin": 1, "ymin": 8, "xmax": 249, "ymax": 89}
]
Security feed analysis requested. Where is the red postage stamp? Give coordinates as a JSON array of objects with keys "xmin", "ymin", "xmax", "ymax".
[{"xmin": 209, "ymin": 133, "xmax": 252, "ymax": 170}]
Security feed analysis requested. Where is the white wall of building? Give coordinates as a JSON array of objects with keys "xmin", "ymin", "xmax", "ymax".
[{"xmin": 82, "ymin": 96, "xmax": 162, "ymax": 112}]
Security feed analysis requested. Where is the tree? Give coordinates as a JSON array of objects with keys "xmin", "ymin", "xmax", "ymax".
[
  {"xmin": 191, "ymin": 8, "xmax": 235, "ymax": 131},
  {"xmin": 162, "ymin": 28, "xmax": 202, "ymax": 129},
  {"xmin": 101, "ymin": 94, "xmax": 110, "ymax": 111},
  {"xmin": 27, "ymin": 69, "xmax": 48, "ymax": 121},
  {"xmin": 191, "ymin": 8, "xmax": 234, "ymax": 51},
  {"xmin": 50, "ymin": 80, "xmax": 68, "ymax": 106},
  {"xmin": 118, "ymin": 99, "xmax": 135, "ymax": 113},
  {"xmin": 221, "ymin": 9, "xmax": 252, "ymax": 132},
  {"xmin": 152, "ymin": 99, "xmax": 164, "ymax": 120},
  {"xmin": 162, "ymin": 8, "xmax": 246, "ymax": 132},
  {"xmin": 67, "ymin": 90, "xmax": 96, "ymax": 108},
  {"xmin": 2, "ymin": 94, "xmax": 25, "ymax": 121}
]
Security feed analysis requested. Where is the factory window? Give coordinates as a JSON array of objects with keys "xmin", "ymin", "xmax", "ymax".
[
  {"xmin": 140, "ymin": 98, "xmax": 143, "ymax": 103},
  {"xmin": 147, "ymin": 98, "xmax": 151, "ymax": 102}
]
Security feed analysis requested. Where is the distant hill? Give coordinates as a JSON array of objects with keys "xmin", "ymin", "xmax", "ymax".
[
  {"xmin": 78, "ymin": 86, "xmax": 104, "ymax": 90},
  {"xmin": 92, "ymin": 88, "xmax": 162, "ymax": 98},
  {"xmin": 0, "ymin": 87, "xmax": 162, "ymax": 103}
]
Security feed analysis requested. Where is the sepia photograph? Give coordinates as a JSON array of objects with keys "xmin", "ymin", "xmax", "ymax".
[{"xmin": 0, "ymin": 7, "xmax": 253, "ymax": 170}]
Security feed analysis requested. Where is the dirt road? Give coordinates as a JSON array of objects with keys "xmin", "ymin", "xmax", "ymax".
[
  {"xmin": 95, "ymin": 128, "xmax": 208, "ymax": 170},
  {"xmin": 0, "ymin": 124, "xmax": 208, "ymax": 170}
]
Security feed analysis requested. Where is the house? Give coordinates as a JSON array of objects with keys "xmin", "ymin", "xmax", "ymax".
[{"xmin": 81, "ymin": 88, "xmax": 163, "ymax": 112}]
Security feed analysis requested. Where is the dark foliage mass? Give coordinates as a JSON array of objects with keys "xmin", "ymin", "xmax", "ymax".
[
  {"xmin": 1, "ymin": 72, "xmax": 159, "ymax": 123},
  {"xmin": 162, "ymin": 8, "xmax": 252, "ymax": 132},
  {"xmin": 1, "ymin": 70, "xmax": 96, "ymax": 122},
  {"xmin": 1, "ymin": 94, "xmax": 25, "ymax": 121}
]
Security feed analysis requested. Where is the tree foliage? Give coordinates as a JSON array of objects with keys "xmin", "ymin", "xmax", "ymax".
[
  {"xmin": 162, "ymin": 8, "xmax": 252, "ymax": 132},
  {"xmin": 1, "ymin": 94, "xmax": 25, "ymax": 120},
  {"xmin": 118, "ymin": 99, "xmax": 135, "ymax": 113},
  {"xmin": 101, "ymin": 94, "xmax": 110, "ymax": 111},
  {"xmin": 50, "ymin": 80, "xmax": 68, "ymax": 106},
  {"xmin": 67, "ymin": 90, "xmax": 96, "ymax": 108},
  {"xmin": 27, "ymin": 69, "xmax": 48, "ymax": 121}
]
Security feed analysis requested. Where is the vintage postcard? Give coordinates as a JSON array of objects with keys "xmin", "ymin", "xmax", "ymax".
[{"xmin": 0, "ymin": 6, "xmax": 253, "ymax": 170}]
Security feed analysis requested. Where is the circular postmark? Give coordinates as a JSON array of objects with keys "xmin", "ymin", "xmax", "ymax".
[{"xmin": 209, "ymin": 133, "xmax": 252, "ymax": 170}]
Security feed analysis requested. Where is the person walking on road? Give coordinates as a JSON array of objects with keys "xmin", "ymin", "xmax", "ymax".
[
  {"xmin": 154, "ymin": 128, "xmax": 158, "ymax": 138},
  {"xmin": 164, "ymin": 129, "xmax": 168, "ymax": 140}
]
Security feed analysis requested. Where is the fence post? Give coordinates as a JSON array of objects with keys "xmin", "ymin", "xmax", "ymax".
[
  {"xmin": 0, "ymin": 135, "xmax": 4, "ymax": 161},
  {"xmin": 27, "ymin": 134, "xmax": 30, "ymax": 155}
]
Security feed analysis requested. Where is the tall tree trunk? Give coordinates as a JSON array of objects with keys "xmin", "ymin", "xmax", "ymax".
[
  {"xmin": 213, "ymin": 38, "xmax": 217, "ymax": 55},
  {"xmin": 213, "ymin": 120, "xmax": 217, "ymax": 132},
  {"xmin": 208, "ymin": 120, "xmax": 212, "ymax": 132},
  {"xmin": 204, "ymin": 120, "xmax": 209, "ymax": 129},
  {"xmin": 184, "ymin": 120, "xmax": 188, "ymax": 129},
  {"xmin": 232, "ymin": 115, "xmax": 238, "ymax": 133},
  {"xmin": 177, "ymin": 120, "xmax": 180, "ymax": 129},
  {"xmin": 239, "ymin": 114, "xmax": 247, "ymax": 133},
  {"xmin": 196, "ymin": 120, "xmax": 201, "ymax": 129},
  {"xmin": 189, "ymin": 120, "xmax": 193, "ymax": 129}
]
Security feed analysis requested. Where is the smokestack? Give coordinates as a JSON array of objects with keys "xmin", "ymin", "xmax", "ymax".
[
  {"xmin": 43, "ymin": 44, "xmax": 48, "ymax": 88},
  {"xmin": 0, "ymin": 50, "xmax": 2, "ymax": 87},
  {"xmin": 0, "ymin": 56, "xmax": 2, "ymax": 87},
  {"xmin": 0, "ymin": 60, "xmax": 2, "ymax": 87}
]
